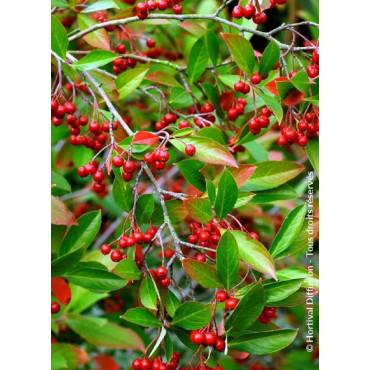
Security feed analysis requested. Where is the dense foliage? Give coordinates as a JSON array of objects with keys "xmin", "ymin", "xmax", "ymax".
[{"xmin": 51, "ymin": 0, "xmax": 319, "ymax": 368}]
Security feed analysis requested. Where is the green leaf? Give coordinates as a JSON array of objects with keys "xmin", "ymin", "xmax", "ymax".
[
  {"xmin": 216, "ymin": 231, "xmax": 239, "ymax": 291},
  {"xmin": 205, "ymin": 30, "xmax": 219, "ymax": 66},
  {"xmin": 259, "ymin": 42, "xmax": 280, "ymax": 77},
  {"xmin": 305, "ymin": 138, "xmax": 319, "ymax": 178},
  {"xmin": 77, "ymin": 14, "xmax": 110, "ymax": 50},
  {"xmin": 64, "ymin": 267, "xmax": 127, "ymax": 292},
  {"xmin": 51, "ymin": 246, "xmax": 84, "ymax": 277},
  {"xmin": 146, "ymin": 71, "xmax": 182, "ymax": 88},
  {"xmin": 170, "ymin": 136, "xmax": 238, "ymax": 167},
  {"xmin": 121, "ymin": 308, "xmax": 162, "ymax": 327},
  {"xmin": 112, "ymin": 258, "xmax": 141, "ymax": 280},
  {"xmin": 67, "ymin": 284, "xmax": 108, "ymax": 314},
  {"xmin": 234, "ymin": 191, "xmax": 255, "ymax": 208},
  {"xmin": 51, "ymin": 15, "xmax": 68, "ymax": 59},
  {"xmin": 172, "ymin": 302, "xmax": 213, "ymax": 329},
  {"xmin": 228, "ymin": 329, "xmax": 298, "ymax": 354},
  {"xmin": 170, "ymin": 87, "xmax": 199, "ymax": 108},
  {"xmin": 135, "ymin": 194, "xmax": 154, "ymax": 224},
  {"xmin": 251, "ymin": 184, "xmax": 298, "ymax": 204},
  {"xmin": 226, "ymin": 282, "xmax": 265, "ymax": 332},
  {"xmin": 164, "ymin": 333, "xmax": 173, "ymax": 362},
  {"xmin": 277, "ymin": 217, "xmax": 319, "ymax": 259},
  {"xmin": 74, "ymin": 50, "xmax": 117, "ymax": 71},
  {"xmin": 59, "ymin": 211, "xmax": 102, "ymax": 255},
  {"xmin": 207, "ymin": 180, "xmax": 216, "ymax": 205},
  {"xmin": 175, "ymin": 160, "xmax": 206, "ymax": 192},
  {"xmin": 228, "ymin": 230, "xmax": 276, "ymax": 280},
  {"xmin": 277, "ymin": 267, "xmax": 319, "ymax": 291},
  {"xmin": 242, "ymin": 161, "xmax": 305, "ymax": 192},
  {"xmin": 264, "ymin": 279, "xmax": 304, "ymax": 304},
  {"xmin": 222, "ymin": 33, "xmax": 255, "ymax": 76},
  {"xmin": 172, "ymin": 128, "xmax": 195, "ymax": 138},
  {"xmin": 182, "ymin": 259, "xmax": 222, "ymax": 288},
  {"xmin": 166, "ymin": 290, "xmax": 181, "ymax": 317},
  {"xmin": 291, "ymin": 71, "xmax": 311, "ymax": 93},
  {"xmin": 81, "ymin": 0, "xmax": 119, "ymax": 13},
  {"xmin": 215, "ymin": 170, "xmax": 238, "ymax": 220},
  {"xmin": 112, "ymin": 177, "xmax": 134, "ymax": 212},
  {"xmin": 187, "ymin": 37, "xmax": 209, "ymax": 83},
  {"xmin": 66, "ymin": 314, "xmax": 145, "ymax": 350},
  {"xmin": 51, "ymin": 0, "xmax": 69, "ymax": 9},
  {"xmin": 269, "ymin": 204, "xmax": 307, "ymax": 258},
  {"xmin": 140, "ymin": 276, "xmax": 157, "ymax": 310},
  {"xmin": 116, "ymin": 68, "xmax": 149, "ymax": 99},
  {"xmin": 51, "ymin": 172, "xmax": 71, "ymax": 194},
  {"xmin": 152, "ymin": 200, "xmax": 188, "ymax": 224},
  {"xmin": 51, "ymin": 344, "xmax": 86, "ymax": 369},
  {"xmin": 202, "ymin": 83, "xmax": 224, "ymax": 118},
  {"xmin": 245, "ymin": 141, "xmax": 269, "ymax": 162},
  {"xmin": 255, "ymin": 89, "xmax": 284, "ymax": 123},
  {"xmin": 184, "ymin": 198, "xmax": 213, "ymax": 223},
  {"xmin": 51, "ymin": 352, "xmax": 67, "ymax": 370}
]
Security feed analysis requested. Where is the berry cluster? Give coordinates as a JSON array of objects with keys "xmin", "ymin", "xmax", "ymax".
[
  {"xmin": 136, "ymin": 0, "xmax": 183, "ymax": 19},
  {"xmin": 258, "ymin": 306, "xmax": 277, "ymax": 324},
  {"xmin": 155, "ymin": 266, "xmax": 171, "ymax": 287},
  {"xmin": 103, "ymin": 293, "xmax": 125, "ymax": 314},
  {"xmin": 155, "ymin": 112, "xmax": 178, "ymax": 131},
  {"xmin": 306, "ymin": 49, "xmax": 319, "ymax": 79},
  {"xmin": 132, "ymin": 352, "xmax": 180, "ymax": 370},
  {"xmin": 115, "ymin": 157, "xmax": 138, "ymax": 181},
  {"xmin": 226, "ymin": 97, "xmax": 247, "ymax": 122},
  {"xmin": 277, "ymin": 111, "xmax": 319, "ymax": 148},
  {"xmin": 232, "ymin": 0, "xmax": 288, "ymax": 24},
  {"xmin": 248, "ymin": 106, "xmax": 272, "ymax": 135},
  {"xmin": 77, "ymin": 164, "xmax": 108, "ymax": 195},
  {"xmin": 187, "ymin": 221, "xmax": 221, "ymax": 258},
  {"xmin": 215, "ymin": 290, "xmax": 239, "ymax": 310},
  {"xmin": 190, "ymin": 330, "xmax": 226, "ymax": 352},
  {"xmin": 193, "ymin": 102, "xmax": 216, "ymax": 128}
]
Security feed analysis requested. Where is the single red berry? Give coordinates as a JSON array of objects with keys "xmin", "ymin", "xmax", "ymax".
[
  {"xmin": 112, "ymin": 156, "xmax": 124, "ymax": 167},
  {"xmin": 159, "ymin": 277, "xmax": 171, "ymax": 287},
  {"xmin": 249, "ymin": 117, "xmax": 260, "ymax": 130},
  {"xmin": 51, "ymin": 302, "xmax": 61, "ymax": 314},
  {"xmin": 147, "ymin": 0, "xmax": 158, "ymax": 10},
  {"xmin": 296, "ymin": 134, "xmax": 308, "ymax": 147},
  {"xmin": 190, "ymin": 331, "xmax": 205, "ymax": 345},
  {"xmin": 185, "ymin": 144, "xmax": 196, "ymax": 156},
  {"xmin": 242, "ymin": 83, "xmax": 251, "ymax": 94},
  {"xmin": 213, "ymin": 337, "xmax": 226, "ymax": 352},
  {"xmin": 284, "ymin": 128, "xmax": 297, "ymax": 141},
  {"xmin": 164, "ymin": 112, "xmax": 177, "ymax": 124},
  {"xmin": 111, "ymin": 249, "xmax": 123, "ymax": 262},
  {"xmin": 307, "ymin": 65, "xmax": 319, "ymax": 78},
  {"xmin": 305, "ymin": 112, "xmax": 314, "ymax": 123},
  {"xmin": 141, "ymin": 359, "xmax": 152, "ymax": 370},
  {"xmin": 196, "ymin": 254, "xmax": 206, "ymax": 263},
  {"xmin": 232, "ymin": 5, "xmax": 244, "ymax": 18},
  {"xmin": 227, "ymin": 108, "xmax": 238, "ymax": 121},
  {"xmin": 156, "ymin": 266, "xmax": 168, "ymax": 278},
  {"xmin": 100, "ymin": 244, "xmax": 111, "ymax": 255},
  {"xmin": 178, "ymin": 120, "xmax": 191, "ymax": 129},
  {"xmin": 157, "ymin": 0, "xmax": 168, "ymax": 10},
  {"xmin": 249, "ymin": 231, "xmax": 259, "ymax": 240},
  {"xmin": 250, "ymin": 73, "xmax": 262, "ymax": 84},
  {"xmin": 89, "ymin": 121, "xmax": 100, "ymax": 132},
  {"xmin": 277, "ymin": 135, "xmax": 287, "ymax": 146},
  {"xmin": 261, "ymin": 107, "xmax": 272, "ymax": 117},
  {"xmin": 66, "ymin": 114, "xmax": 77, "ymax": 125},
  {"xmin": 51, "ymin": 100, "xmax": 58, "ymax": 112},
  {"xmin": 85, "ymin": 163, "xmax": 96, "ymax": 174},
  {"xmin": 258, "ymin": 115, "xmax": 270, "ymax": 128},
  {"xmin": 253, "ymin": 12, "xmax": 267, "ymax": 24},
  {"xmin": 243, "ymin": 4, "xmax": 256, "ymax": 19},
  {"xmin": 132, "ymin": 359, "xmax": 142, "ymax": 370},
  {"xmin": 172, "ymin": 4, "xmax": 182, "ymax": 14},
  {"xmin": 188, "ymin": 234, "xmax": 198, "ymax": 244},
  {"xmin": 93, "ymin": 182, "xmax": 105, "ymax": 193},
  {"xmin": 93, "ymin": 169, "xmax": 105, "ymax": 182},
  {"xmin": 136, "ymin": 2, "xmax": 148, "ymax": 11},
  {"xmin": 156, "ymin": 150, "xmax": 170, "ymax": 162},
  {"xmin": 215, "ymin": 290, "xmax": 228, "ymax": 302},
  {"xmin": 51, "ymin": 116, "xmax": 63, "ymax": 126},
  {"xmin": 225, "ymin": 297, "xmax": 239, "ymax": 310},
  {"xmin": 77, "ymin": 166, "xmax": 88, "ymax": 178},
  {"xmin": 146, "ymin": 38, "xmax": 156, "ymax": 48},
  {"xmin": 116, "ymin": 44, "xmax": 126, "ymax": 53},
  {"xmin": 312, "ymin": 49, "xmax": 319, "ymax": 64},
  {"xmin": 144, "ymin": 152, "xmax": 155, "ymax": 164},
  {"xmin": 298, "ymin": 119, "xmax": 308, "ymax": 131},
  {"xmin": 234, "ymin": 80, "xmax": 245, "ymax": 92},
  {"xmin": 154, "ymin": 161, "xmax": 166, "ymax": 170},
  {"xmin": 123, "ymin": 160, "xmax": 136, "ymax": 173},
  {"xmin": 204, "ymin": 332, "xmax": 217, "ymax": 346},
  {"xmin": 64, "ymin": 101, "xmax": 76, "ymax": 114}
]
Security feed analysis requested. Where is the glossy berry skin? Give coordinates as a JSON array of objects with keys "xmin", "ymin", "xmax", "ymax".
[
  {"xmin": 213, "ymin": 337, "xmax": 226, "ymax": 352},
  {"xmin": 156, "ymin": 266, "xmax": 168, "ymax": 278},
  {"xmin": 116, "ymin": 44, "xmax": 126, "ymax": 53},
  {"xmin": 112, "ymin": 156, "xmax": 124, "ymax": 167},
  {"xmin": 298, "ymin": 119, "xmax": 308, "ymax": 131},
  {"xmin": 85, "ymin": 163, "xmax": 96, "ymax": 174},
  {"xmin": 204, "ymin": 332, "xmax": 217, "ymax": 346},
  {"xmin": 232, "ymin": 6, "xmax": 243, "ymax": 18},
  {"xmin": 258, "ymin": 115, "xmax": 270, "ymax": 128},
  {"xmin": 250, "ymin": 73, "xmax": 262, "ymax": 84},
  {"xmin": 173, "ymin": 4, "xmax": 183, "ymax": 14},
  {"xmin": 64, "ymin": 101, "xmax": 76, "ymax": 114},
  {"xmin": 185, "ymin": 144, "xmax": 196, "ymax": 156},
  {"xmin": 159, "ymin": 277, "xmax": 171, "ymax": 287},
  {"xmin": 178, "ymin": 120, "xmax": 191, "ymax": 129},
  {"xmin": 190, "ymin": 331, "xmax": 205, "ymax": 345},
  {"xmin": 215, "ymin": 290, "xmax": 228, "ymax": 302},
  {"xmin": 77, "ymin": 166, "xmax": 88, "ymax": 178},
  {"xmin": 196, "ymin": 254, "xmax": 206, "ymax": 263},
  {"xmin": 253, "ymin": 12, "xmax": 267, "ymax": 24},
  {"xmin": 136, "ymin": 2, "xmax": 147, "ymax": 11},
  {"xmin": 111, "ymin": 250, "xmax": 123, "ymax": 262},
  {"xmin": 123, "ymin": 160, "xmax": 136, "ymax": 173},
  {"xmin": 277, "ymin": 135, "xmax": 287, "ymax": 146},
  {"xmin": 51, "ymin": 302, "xmax": 61, "ymax": 314},
  {"xmin": 93, "ymin": 170, "xmax": 105, "ymax": 182},
  {"xmin": 132, "ymin": 359, "xmax": 142, "ymax": 370},
  {"xmin": 225, "ymin": 297, "xmax": 238, "ymax": 310},
  {"xmin": 141, "ymin": 359, "xmax": 152, "ymax": 370},
  {"xmin": 146, "ymin": 38, "xmax": 156, "ymax": 48},
  {"xmin": 157, "ymin": 0, "xmax": 168, "ymax": 10},
  {"xmin": 147, "ymin": 0, "xmax": 158, "ymax": 10},
  {"xmin": 261, "ymin": 107, "xmax": 272, "ymax": 117},
  {"xmin": 234, "ymin": 80, "xmax": 245, "ymax": 92},
  {"xmin": 243, "ymin": 4, "xmax": 256, "ymax": 19},
  {"xmin": 100, "ymin": 244, "xmax": 111, "ymax": 255},
  {"xmin": 249, "ymin": 117, "xmax": 260, "ymax": 130},
  {"xmin": 296, "ymin": 134, "xmax": 308, "ymax": 147},
  {"xmin": 307, "ymin": 65, "xmax": 319, "ymax": 78}
]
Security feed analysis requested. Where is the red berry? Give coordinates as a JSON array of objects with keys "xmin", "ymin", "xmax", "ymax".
[
  {"xmin": 64, "ymin": 101, "xmax": 76, "ymax": 114},
  {"xmin": 123, "ymin": 160, "xmax": 136, "ymax": 173},
  {"xmin": 147, "ymin": 0, "xmax": 158, "ymax": 10},
  {"xmin": 164, "ymin": 112, "xmax": 177, "ymax": 124},
  {"xmin": 249, "ymin": 117, "xmax": 260, "ymax": 130},
  {"xmin": 307, "ymin": 65, "xmax": 319, "ymax": 78},
  {"xmin": 141, "ymin": 359, "xmax": 152, "ymax": 370},
  {"xmin": 89, "ymin": 121, "xmax": 100, "ymax": 132},
  {"xmin": 52, "ymin": 116, "xmax": 63, "ymax": 126},
  {"xmin": 253, "ymin": 12, "xmax": 267, "ymax": 24},
  {"xmin": 77, "ymin": 166, "xmax": 88, "ymax": 177},
  {"xmin": 249, "ymin": 231, "xmax": 259, "ymax": 240},
  {"xmin": 157, "ymin": 0, "xmax": 168, "ymax": 10},
  {"xmin": 132, "ymin": 359, "xmax": 142, "ymax": 370},
  {"xmin": 204, "ymin": 332, "xmax": 217, "ymax": 346},
  {"xmin": 312, "ymin": 49, "xmax": 319, "ymax": 64},
  {"xmin": 258, "ymin": 115, "xmax": 270, "ymax": 128},
  {"xmin": 159, "ymin": 277, "xmax": 171, "ymax": 287},
  {"xmin": 243, "ymin": 4, "xmax": 256, "ymax": 19},
  {"xmin": 213, "ymin": 337, "xmax": 225, "ymax": 352},
  {"xmin": 146, "ymin": 38, "xmax": 156, "ymax": 48},
  {"xmin": 93, "ymin": 169, "xmax": 105, "ymax": 182},
  {"xmin": 172, "ymin": 4, "xmax": 182, "ymax": 14},
  {"xmin": 51, "ymin": 100, "xmax": 58, "ymax": 112},
  {"xmin": 111, "ymin": 249, "xmax": 123, "ymax": 262},
  {"xmin": 185, "ymin": 144, "xmax": 196, "ymax": 156},
  {"xmin": 100, "ymin": 244, "xmax": 111, "ymax": 255},
  {"xmin": 144, "ymin": 152, "xmax": 154, "ymax": 164},
  {"xmin": 250, "ymin": 73, "xmax": 262, "ymax": 85},
  {"xmin": 225, "ymin": 297, "xmax": 238, "ymax": 310},
  {"xmin": 296, "ymin": 134, "xmax": 308, "ymax": 147},
  {"xmin": 234, "ymin": 80, "xmax": 245, "ymax": 92},
  {"xmin": 178, "ymin": 120, "xmax": 191, "ymax": 129},
  {"xmin": 227, "ymin": 108, "xmax": 238, "ymax": 121},
  {"xmin": 277, "ymin": 135, "xmax": 287, "ymax": 146},
  {"xmin": 298, "ymin": 119, "xmax": 308, "ymax": 131},
  {"xmin": 215, "ymin": 290, "xmax": 228, "ymax": 302},
  {"xmin": 55, "ymin": 105, "xmax": 67, "ymax": 118},
  {"xmin": 232, "ymin": 6, "xmax": 243, "ymax": 18},
  {"xmin": 196, "ymin": 254, "xmax": 206, "ymax": 263},
  {"xmin": 136, "ymin": 2, "xmax": 148, "ymax": 11},
  {"xmin": 116, "ymin": 44, "xmax": 126, "ymax": 53},
  {"xmin": 190, "ymin": 331, "xmax": 205, "ymax": 345},
  {"xmin": 156, "ymin": 266, "xmax": 168, "ymax": 278},
  {"xmin": 261, "ymin": 107, "xmax": 272, "ymax": 117},
  {"xmin": 112, "ymin": 156, "xmax": 124, "ymax": 167},
  {"xmin": 51, "ymin": 302, "xmax": 60, "ymax": 314},
  {"xmin": 85, "ymin": 163, "xmax": 96, "ymax": 174}
]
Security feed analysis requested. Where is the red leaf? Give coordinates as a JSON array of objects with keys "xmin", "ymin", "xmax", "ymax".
[
  {"xmin": 283, "ymin": 90, "xmax": 305, "ymax": 106},
  {"xmin": 92, "ymin": 355, "xmax": 120, "ymax": 370},
  {"xmin": 265, "ymin": 77, "xmax": 289, "ymax": 96},
  {"xmin": 133, "ymin": 131, "xmax": 159, "ymax": 146},
  {"xmin": 51, "ymin": 277, "xmax": 72, "ymax": 305},
  {"xmin": 51, "ymin": 196, "xmax": 78, "ymax": 226},
  {"xmin": 228, "ymin": 165, "xmax": 256, "ymax": 187}
]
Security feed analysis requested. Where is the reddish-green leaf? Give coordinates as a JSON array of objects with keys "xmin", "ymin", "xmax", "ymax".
[
  {"xmin": 77, "ymin": 14, "xmax": 110, "ymax": 50},
  {"xmin": 182, "ymin": 259, "xmax": 222, "ymax": 288},
  {"xmin": 184, "ymin": 198, "xmax": 213, "ymax": 223},
  {"xmin": 146, "ymin": 71, "xmax": 182, "ymax": 88},
  {"xmin": 51, "ymin": 344, "xmax": 88, "ymax": 369},
  {"xmin": 51, "ymin": 196, "xmax": 78, "ymax": 226},
  {"xmin": 51, "ymin": 277, "xmax": 71, "ymax": 305}
]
